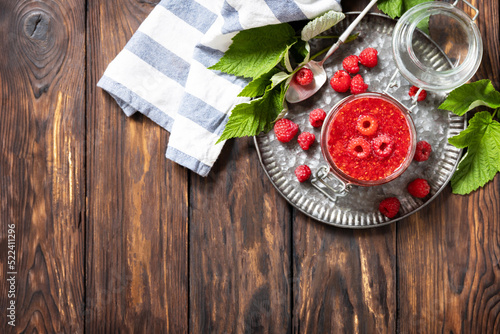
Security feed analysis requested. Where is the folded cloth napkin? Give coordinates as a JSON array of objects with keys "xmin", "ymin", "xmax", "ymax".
[{"xmin": 98, "ymin": 0, "xmax": 342, "ymax": 176}]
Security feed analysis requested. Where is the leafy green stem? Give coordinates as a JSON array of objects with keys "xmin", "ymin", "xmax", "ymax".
[
  {"xmin": 311, "ymin": 35, "xmax": 341, "ymax": 39},
  {"xmin": 310, "ymin": 45, "xmax": 332, "ymax": 61},
  {"xmin": 492, "ymin": 107, "xmax": 499, "ymax": 119}
]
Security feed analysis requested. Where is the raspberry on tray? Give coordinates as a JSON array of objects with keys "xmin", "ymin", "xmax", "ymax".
[
  {"xmin": 359, "ymin": 47, "xmax": 378, "ymax": 68},
  {"xmin": 274, "ymin": 119, "xmax": 299, "ymax": 143},
  {"xmin": 330, "ymin": 70, "xmax": 351, "ymax": 93},
  {"xmin": 297, "ymin": 132, "xmax": 315, "ymax": 150},
  {"xmin": 342, "ymin": 55, "xmax": 360, "ymax": 74},
  {"xmin": 409, "ymin": 85, "xmax": 427, "ymax": 101},
  {"xmin": 379, "ymin": 197, "xmax": 400, "ymax": 218},
  {"xmin": 407, "ymin": 178, "xmax": 431, "ymax": 198},
  {"xmin": 295, "ymin": 165, "xmax": 312, "ymax": 182},
  {"xmin": 309, "ymin": 108, "xmax": 327, "ymax": 127},
  {"xmin": 414, "ymin": 140, "xmax": 432, "ymax": 162},
  {"xmin": 350, "ymin": 74, "xmax": 368, "ymax": 94}
]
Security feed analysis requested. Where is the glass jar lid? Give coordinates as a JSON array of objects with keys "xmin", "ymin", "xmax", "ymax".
[{"xmin": 392, "ymin": 0, "xmax": 483, "ymax": 92}]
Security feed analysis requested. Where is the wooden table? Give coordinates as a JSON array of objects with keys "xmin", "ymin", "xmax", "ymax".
[{"xmin": 1, "ymin": 0, "xmax": 499, "ymax": 333}]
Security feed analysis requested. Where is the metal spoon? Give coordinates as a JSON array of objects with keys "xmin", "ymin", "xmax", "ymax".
[{"xmin": 285, "ymin": 0, "xmax": 378, "ymax": 103}]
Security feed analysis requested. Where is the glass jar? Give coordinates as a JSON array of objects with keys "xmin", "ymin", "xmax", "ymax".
[
  {"xmin": 392, "ymin": 0, "xmax": 483, "ymax": 91},
  {"xmin": 314, "ymin": 93, "xmax": 416, "ymax": 195}
]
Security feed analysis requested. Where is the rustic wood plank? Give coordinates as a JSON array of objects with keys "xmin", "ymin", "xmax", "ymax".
[
  {"xmin": 86, "ymin": 0, "xmax": 188, "ymax": 332},
  {"xmin": 189, "ymin": 138, "xmax": 292, "ymax": 333},
  {"xmin": 0, "ymin": 0, "xmax": 86, "ymax": 333},
  {"xmin": 397, "ymin": 0, "xmax": 500, "ymax": 332},
  {"xmin": 292, "ymin": 2, "xmax": 396, "ymax": 333},
  {"xmin": 293, "ymin": 221, "xmax": 396, "ymax": 333}
]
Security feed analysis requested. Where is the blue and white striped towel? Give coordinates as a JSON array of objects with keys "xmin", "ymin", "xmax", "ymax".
[{"xmin": 98, "ymin": 0, "xmax": 342, "ymax": 176}]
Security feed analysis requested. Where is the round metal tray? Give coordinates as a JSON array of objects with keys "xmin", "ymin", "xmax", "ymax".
[{"xmin": 254, "ymin": 13, "xmax": 466, "ymax": 228}]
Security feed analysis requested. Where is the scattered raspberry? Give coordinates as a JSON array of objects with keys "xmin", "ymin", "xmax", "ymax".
[
  {"xmin": 309, "ymin": 108, "xmax": 327, "ymax": 128},
  {"xmin": 342, "ymin": 55, "xmax": 360, "ymax": 74},
  {"xmin": 372, "ymin": 134, "xmax": 394, "ymax": 158},
  {"xmin": 297, "ymin": 132, "xmax": 315, "ymax": 150},
  {"xmin": 348, "ymin": 137, "xmax": 371, "ymax": 159},
  {"xmin": 379, "ymin": 197, "xmax": 400, "ymax": 219},
  {"xmin": 274, "ymin": 119, "xmax": 299, "ymax": 143},
  {"xmin": 330, "ymin": 70, "xmax": 351, "ymax": 93},
  {"xmin": 409, "ymin": 85, "xmax": 427, "ymax": 102},
  {"xmin": 350, "ymin": 74, "xmax": 368, "ymax": 94},
  {"xmin": 356, "ymin": 114, "xmax": 379, "ymax": 136},
  {"xmin": 414, "ymin": 140, "xmax": 432, "ymax": 162},
  {"xmin": 359, "ymin": 48, "xmax": 378, "ymax": 68},
  {"xmin": 295, "ymin": 165, "xmax": 312, "ymax": 182},
  {"xmin": 294, "ymin": 67, "xmax": 314, "ymax": 86},
  {"xmin": 407, "ymin": 178, "xmax": 431, "ymax": 198}
]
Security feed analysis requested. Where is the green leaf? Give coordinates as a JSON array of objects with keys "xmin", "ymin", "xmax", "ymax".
[
  {"xmin": 448, "ymin": 111, "xmax": 500, "ymax": 194},
  {"xmin": 377, "ymin": 0, "xmax": 433, "ymax": 19},
  {"xmin": 217, "ymin": 85, "xmax": 284, "ymax": 143},
  {"xmin": 416, "ymin": 16, "xmax": 430, "ymax": 34},
  {"xmin": 283, "ymin": 44, "xmax": 294, "ymax": 72},
  {"xmin": 238, "ymin": 68, "xmax": 280, "ymax": 98},
  {"xmin": 270, "ymin": 72, "xmax": 291, "ymax": 90},
  {"xmin": 209, "ymin": 23, "xmax": 296, "ymax": 79},
  {"xmin": 301, "ymin": 10, "xmax": 345, "ymax": 41},
  {"xmin": 439, "ymin": 80, "xmax": 500, "ymax": 116}
]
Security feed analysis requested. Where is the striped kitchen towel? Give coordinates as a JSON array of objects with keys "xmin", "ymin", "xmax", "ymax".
[{"xmin": 98, "ymin": 0, "xmax": 342, "ymax": 176}]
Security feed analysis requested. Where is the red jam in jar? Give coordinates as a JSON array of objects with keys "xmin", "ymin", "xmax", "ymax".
[{"xmin": 324, "ymin": 94, "xmax": 414, "ymax": 184}]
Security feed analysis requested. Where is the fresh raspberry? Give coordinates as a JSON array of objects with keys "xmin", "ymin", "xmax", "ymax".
[
  {"xmin": 356, "ymin": 114, "xmax": 378, "ymax": 136},
  {"xmin": 330, "ymin": 70, "xmax": 351, "ymax": 93},
  {"xmin": 350, "ymin": 74, "xmax": 368, "ymax": 94},
  {"xmin": 372, "ymin": 134, "xmax": 394, "ymax": 158},
  {"xmin": 294, "ymin": 67, "xmax": 314, "ymax": 86},
  {"xmin": 309, "ymin": 108, "xmax": 327, "ymax": 127},
  {"xmin": 274, "ymin": 119, "xmax": 299, "ymax": 143},
  {"xmin": 342, "ymin": 55, "xmax": 360, "ymax": 74},
  {"xmin": 359, "ymin": 47, "xmax": 378, "ymax": 68},
  {"xmin": 379, "ymin": 197, "xmax": 400, "ymax": 219},
  {"xmin": 409, "ymin": 85, "xmax": 427, "ymax": 102},
  {"xmin": 297, "ymin": 132, "xmax": 315, "ymax": 150},
  {"xmin": 414, "ymin": 140, "xmax": 432, "ymax": 162},
  {"xmin": 407, "ymin": 178, "xmax": 431, "ymax": 198},
  {"xmin": 348, "ymin": 137, "xmax": 371, "ymax": 159},
  {"xmin": 295, "ymin": 165, "xmax": 312, "ymax": 182}
]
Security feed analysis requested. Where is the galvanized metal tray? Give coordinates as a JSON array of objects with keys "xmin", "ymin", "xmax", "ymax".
[{"xmin": 254, "ymin": 13, "xmax": 466, "ymax": 228}]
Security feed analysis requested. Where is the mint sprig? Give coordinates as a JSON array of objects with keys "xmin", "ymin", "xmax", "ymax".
[
  {"xmin": 209, "ymin": 10, "xmax": 346, "ymax": 143},
  {"xmin": 439, "ymin": 80, "xmax": 500, "ymax": 194}
]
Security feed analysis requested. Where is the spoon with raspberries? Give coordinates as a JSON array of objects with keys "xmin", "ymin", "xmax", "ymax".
[{"xmin": 285, "ymin": 0, "xmax": 378, "ymax": 103}]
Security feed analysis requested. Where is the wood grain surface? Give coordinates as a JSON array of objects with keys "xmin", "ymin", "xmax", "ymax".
[
  {"xmin": 0, "ymin": 0, "xmax": 86, "ymax": 333},
  {"xmin": 86, "ymin": 0, "xmax": 188, "ymax": 332},
  {"xmin": 0, "ymin": 0, "xmax": 499, "ymax": 333}
]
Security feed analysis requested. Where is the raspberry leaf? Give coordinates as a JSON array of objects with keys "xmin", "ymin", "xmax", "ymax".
[
  {"xmin": 448, "ymin": 111, "xmax": 500, "ymax": 194},
  {"xmin": 238, "ymin": 68, "xmax": 280, "ymax": 98},
  {"xmin": 270, "ymin": 71, "xmax": 291, "ymax": 90},
  {"xmin": 377, "ymin": 0, "xmax": 433, "ymax": 19},
  {"xmin": 301, "ymin": 10, "xmax": 345, "ymax": 42},
  {"xmin": 439, "ymin": 80, "xmax": 500, "ymax": 116},
  {"xmin": 209, "ymin": 23, "xmax": 296, "ymax": 79},
  {"xmin": 217, "ymin": 83, "xmax": 285, "ymax": 143}
]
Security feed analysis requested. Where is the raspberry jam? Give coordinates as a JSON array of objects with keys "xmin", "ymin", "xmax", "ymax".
[{"xmin": 321, "ymin": 93, "xmax": 416, "ymax": 186}]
